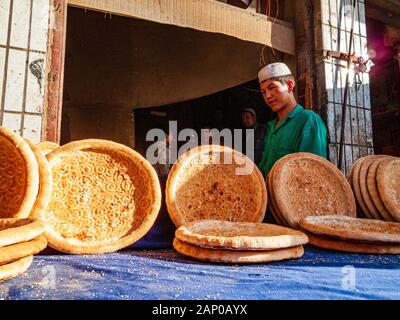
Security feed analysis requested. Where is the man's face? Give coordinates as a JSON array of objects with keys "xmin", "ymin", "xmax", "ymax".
[
  {"xmin": 241, "ymin": 112, "xmax": 256, "ymax": 128},
  {"xmin": 260, "ymin": 79, "xmax": 293, "ymax": 113}
]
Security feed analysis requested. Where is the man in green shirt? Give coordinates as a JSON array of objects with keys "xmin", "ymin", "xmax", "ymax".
[{"xmin": 257, "ymin": 62, "xmax": 328, "ymax": 177}]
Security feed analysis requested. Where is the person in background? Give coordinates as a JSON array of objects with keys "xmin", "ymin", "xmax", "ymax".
[
  {"xmin": 152, "ymin": 123, "xmax": 173, "ymax": 175},
  {"xmin": 257, "ymin": 62, "xmax": 327, "ymax": 177},
  {"xmin": 240, "ymin": 108, "xmax": 267, "ymax": 165}
]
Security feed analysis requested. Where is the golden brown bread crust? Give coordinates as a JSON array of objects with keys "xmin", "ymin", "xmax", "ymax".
[
  {"xmin": 366, "ymin": 156, "xmax": 395, "ymax": 221},
  {"xmin": 37, "ymin": 141, "xmax": 59, "ymax": 155},
  {"xmin": 166, "ymin": 145, "xmax": 267, "ymax": 227},
  {"xmin": 272, "ymin": 153, "xmax": 356, "ymax": 229},
  {"xmin": 0, "ymin": 218, "xmax": 46, "ymax": 248},
  {"xmin": 176, "ymin": 219, "xmax": 308, "ymax": 250},
  {"xmin": 173, "ymin": 238, "xmax": 304, "ymax": 263},
  {"xmin": 351, "ymin": 157, "xmax": 373, "ymax": 219},
  {"xmin": 0, "ymin": 255, "xmax": 33, "ymax": 282},
  {"xmin": 0, "ymin": 126, "xmax": 39, "ymax": 218},
  {"xmin": 25, "ymin": 139, "xmax": 53, "ymax": 220},
  {"xmin": 0, "ymin": 236, "xmax": 47, "ymax": 265},
  {"xmin": 267, "ymin": 166, "xmax": 289, "ymax": 227},
  {"xmin": 376, "ymin": 158, "xmax": 400, "ymax": 222},
  {"xmin": 299, "ymin": 215, "xmax": 400, "ymax": 243},
  {"xmin": 359, "ymin": 155, "xmax": 388, "ymax": 220},
  {"xmin": 43, "ymin": 139, "xmax": 162, "ymax": 254},
  {"xmin": 307, "ymin": 233, "xmax": 400, "ymax": 254}
]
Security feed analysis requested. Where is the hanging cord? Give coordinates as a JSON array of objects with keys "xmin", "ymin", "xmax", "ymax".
[
  {"xmin": 338, "ymin": 0, "xmax": 358, "ymax": 172},
  {"xmin": 259, "ymin": 0, "xmax": 280, "ymax": 67}
]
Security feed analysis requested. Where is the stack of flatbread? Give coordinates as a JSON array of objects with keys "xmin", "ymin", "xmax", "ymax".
[
  {"xmin": 348, "ymin": 155, "xmax": 400, "ymax": 222},
  {"xmin": 0, "ymin": 218, "xmax": 47, "ymax": 282},
  {"xmin": 299, "ymin": 215, "xmax": 400, "ymax": 254},
  {"xmin": 166, "ymin": 145, "xmax": 267, "ymax": 227},
  {"xmin": 266, "ymin": 152, "xmax": 357, "ymax": 229},
  {"xmin": 173, "ymin": 220, "xmax": 308, "ymax": 263}
]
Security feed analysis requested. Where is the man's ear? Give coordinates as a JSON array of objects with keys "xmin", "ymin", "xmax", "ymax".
[{"xmin": 287, "ymin": 79, "xmax": 295, "ymax": 93}]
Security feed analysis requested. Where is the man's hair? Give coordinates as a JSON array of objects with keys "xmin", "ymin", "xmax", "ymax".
[{"xmin": 267, "ymin": 75, "xmax": 295, "ymax": 85}]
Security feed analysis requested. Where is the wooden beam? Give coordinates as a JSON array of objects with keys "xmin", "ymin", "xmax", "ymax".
[
  {"xmin": 67, "ymin": 0, "xmax": 295, "ymax": 55},
  {"xmin": 45, "ymin": 0, "xmax": 67, "ymax": 143}
]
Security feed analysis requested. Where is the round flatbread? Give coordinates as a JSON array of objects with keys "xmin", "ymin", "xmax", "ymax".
[
  {"xmin": 25, "ymin": 139, "xmax": 52, "ymax": 220},
  {"xmin": 366, "ymin": 156, "xmax": 395, "ymax": 221},
  {"xmin": 359, "ymin": 155, "xmax": 387, "ymax": 220},
  {"xmin": 37, "ymin": 141, "xmax": 59, "ymax": 155},
  {"xmin": 0, "ymin": 126, "xmax": 39, "ymax": 218},
  {"xmin": 166, "ymin": 145, "xmax": 267, "ymax": 227},
  {"xmin": 0, "ymin": 218, "xmax": 46, "ymax": 248},
  {"xmin": 175, "ymin": 219, "xmax": 308, "ymax": 250},
  {"xmin": 351, "ymin": 156, "xmax": 373, "ymax": 219},
  {"xmin": 307, "ymin": 233, "xmax": 400, "ymax": 254},
  {"xmin": 348, "ymin": 157, "xmax": 368, "ymax": 218},
  {"xmin": 272, "ymin": 153, "xmax": 356, "ymax": 229},
  {"xmin": 299, "ymin": 215, "xmax": 400, "ymax": 243},
  {"xmin": 0, "ymin": 255, "xmax": 33, "ymax": 282},
  {"xmin": 377, "ymin": 158, "xmax": 400, "ymax": 222},
  {"xmin": 0, "ymin": 236, "xmax": 47, "ymax": 265},
  {"xmin": 42, "ymin": 139, "xmax": 162, "ymax": 254},
  {"xmin": 267, "ymin": 167, "xmax": 287, "ymax": 226},
  {"xmin": 173, "ymin": 238, "xmax": 304, "ymax": 263}
]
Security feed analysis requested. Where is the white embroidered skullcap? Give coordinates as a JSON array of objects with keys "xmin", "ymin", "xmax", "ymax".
[
  {"xmin": 258, "ymin": 62, "xmax": 292, "ymax": 83},
  {"xmin": 241, "ymin": 108, "xmax": 256, "ymax": 116}
]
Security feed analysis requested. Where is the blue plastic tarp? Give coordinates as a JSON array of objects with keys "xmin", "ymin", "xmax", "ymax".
[{"xmin": 1, "ymin": 247, "xmax": 399, "ymax": 300}]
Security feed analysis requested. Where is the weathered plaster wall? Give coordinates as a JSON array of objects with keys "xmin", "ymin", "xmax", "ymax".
[
  {"xmin": 318, "ymin": 0, "xmax": 373, "ymax": 174},
  {"xmin": 0, "ymin": 0, "xmax": 50, "ymax": 143}
]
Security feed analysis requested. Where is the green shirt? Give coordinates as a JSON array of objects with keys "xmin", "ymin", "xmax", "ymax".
[{"xmin": 258, "ymin": 105, "xmax": 327, "ymax": 177}]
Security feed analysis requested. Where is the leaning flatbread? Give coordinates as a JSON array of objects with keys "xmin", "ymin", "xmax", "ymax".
[
  {"xmin": 376, "ymin": 158, "xmax": 400, "ymax": 222},
  {"xmin": 37, "ymin": 141, "xmax": 59, "ymax": 155},
  {"xmin": 166, "ymin": 145, "xmax": 267, "ymax": 227},
  {"xmin": 0, "ymin": 126, "xmax": 39, "ymax": 218},
  {"xmin": 173, "ymin": 238, "xmax": 304, "ymax": 264},
  {"xmin": 272, "ymin": 153, "xmax": 356, "ymax": 228},
  {"xmin": 43, "ymin": 139, "xmax": 161, "ymax": 254},
  {"xmin": 175, "ymin": 220, "xmax": 308, "ymax": 250},
  {"xmin": 25, "ymin": 139, "xmax": 52, "ymax": 220}
]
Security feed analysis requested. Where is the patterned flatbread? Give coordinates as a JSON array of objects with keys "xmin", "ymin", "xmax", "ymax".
[
  {"xmin": 37, "ymin": 141, "xmax": 59, "ymax": 155},
  {"xmin": 0, "ymin": 256, "xmax": 33, "ymax": 282},
  {"xmin": 299, "ymin": 215, "xmax": 400, "ymax": 243},
  {"xmin": 272, "ymin": 153, "xmax": 356, "ymax": 229},
  {"xmin": 173, "ymin": 238, "xmax": 304, "ymax": 264},
  {"xmin": 376, "ymin": 158, "xmax": 400, "ymax": 222},
  {"xmin": 307, "ymin": 233, "xmax": 400, "ymax": 254},
  {"xmin": 166, "ymin": 145, "xmax": 267, "ymax": 227},
  {"xmin": 175, "ymin": 220, "xmax": 308, "ymax": 250},
  {"xmin": 42, "ymin": 139, "xmax": 162, "ymax": 254},
  {"xmin": 0, "ymin": 126, "xmax": 39, "ymax": 218}
]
